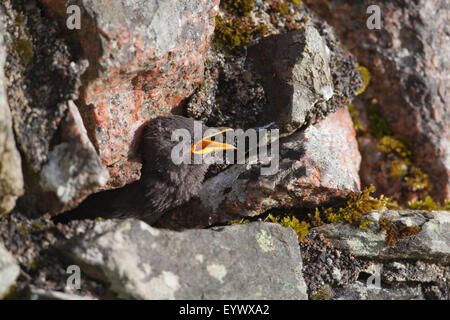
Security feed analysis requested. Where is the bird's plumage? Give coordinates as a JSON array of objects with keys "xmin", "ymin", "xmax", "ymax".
[{"xmin": 54, "ymin": 115, "xmax": 227, "ymax": 224}]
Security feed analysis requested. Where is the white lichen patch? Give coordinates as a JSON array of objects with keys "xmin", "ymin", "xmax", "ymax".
[
  {"xmin": 142, "ymin": 271, "xmax": 180, "ymax": 300},
  {"xmin": 207, "ymin": 264, "xmax": 227, "ymax": 283},
  {"xmin": 256, "ymin": 230, "xmax": 275, "ymax": 252},
  {"xmin": 139, "ymin": 220, "xmax": 160, "ymax": 236},
  {"xmin": 195, "ymin": 254, "xmax": 204, "ymax": 263}
]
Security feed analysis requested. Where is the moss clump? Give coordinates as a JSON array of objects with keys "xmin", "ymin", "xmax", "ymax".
[
  {"xmin": 324, "ymin": 185, "xmax": 390, "ymax": 230},
  {"xmin": 267, "ymin": 214, "xmax": 310, "ymax": 241},
  {"xmin": 255, "ymin": 24, "xmax": 269, "ymax": 36},
  {"xmin": 312, "ymin": 285, "xmax": 333, "ymax": 300},
  {"xmin": 15, "ymin": 38, "xmax": 34, "ymax": 66},
  {"xmin": 307, "ymin": 186, "xmax": 398, "ymax": 231},
  {"xmin": 408, "ymin": 196, "xmax": 450, "ymax": 211},
  {"xmin": 222, "ymin": 0, "xmax": 256, "ymax": 17},
  {"xmin": 377, "ymin": 136, "xmax": 412, "ymax": 159},
  {"xmin": 367, "ymin": 99, "xmax": 392, "ymax": 139},
  {"xmin": 275, "ymin": 1, "xmax": 290, "ymax": 15},
  {"xmin": 289, "ymin": 0, "xmax": 302, "ymax": 6},
  {"xmin": 348, "ymin": 103, "xmax": 363, "ymax": 131},
  {"xmin": 379, "ymin": 216, "xmax": 421, "ymax": 248},
  {"xmin": 229, "ymin": 218, "xmax": 250, "ymax": 225},
  {"xmin": 354, "ymin": 63, "xmax": 371, "ymax": 96},
  {"xmin": 404, "ymin": 167, "xmax": 432, "ymax": 192},
  {"xmin": 214, "ymin": 16, "xmax": 253, "ymax": 52},
  {"xmin": 389, "ymin": 158, "xmax": 410, "ymax": 177},
  {"xmin": 2, "ymin": 284, "xmax": 17, "ymax": 300}
]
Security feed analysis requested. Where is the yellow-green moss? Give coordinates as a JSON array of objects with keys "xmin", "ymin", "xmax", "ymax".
[
  {"xmin": 377, "ymin": 136, "xmax": 412, "ymax": 159},
  {"xmin": 255, "ymin": 24, "xmax": 269, "ymax": 36},
  {"xmin": 389, "ymin": 158, "xmax": 410, "ymax": 177},
  {"xmin": 379, "ymin": 216, "xmax": 421, "ymax": 248},
  {"xmin": 368, "ymin": 99, "xmax": 392, "ymax": 139},
  {"xmin": 222, "ymin": 0, "xmax": 256, "ymax": 17},
  {"xmin": 289, "ymin": 0, "xmax": 302, "ymax": 6},
  {"xmin": 404, "ymin": 167, "xmax": 432, "ymax": 192},
  {"xmin": 214, "ymin": 16, "xmax": 253, "ymax": 52},
  {"xmin": 325, "ymin": 185, "xmax": 390, "ymax": 228},
  {"xmin": 354, "ymin": 63, "xmax": 371, "ymax": 96},
  {"xmin": 229, "ymin": 218, "xmax": 250, "ymax": 225},
  {"xmin": 15, "ymin": 38, "xmax": 34, "ymax": 66},
  {"xmin": 348, "ymin": 103, "xmax": 363, "ymax": 131},
  {"xmin": 312, "ymin": 285, "xmax": 333, "ymax": 300},
  {"xmin": 275, "ymin": 1, "xmax": 290, "ymax": 15},
  {"xmin": 267, "ymin": 214, "xmax": 310, "ymax": 241},
  {"xmin": 15, "ymin": 13, "xmax": 26, "ymax": 25},
  {"xmin": 408, "ymin": 196, "xmax": 450, "ymax": 211},
  {"xmin": 2, "ymin": 284, "xmax": 17, "ymax": 300}
]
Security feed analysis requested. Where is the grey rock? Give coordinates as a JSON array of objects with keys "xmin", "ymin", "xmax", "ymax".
[
  {"xmin": 38, "ymin": 101, "xmax": 109, "ymax": 212},
  {"xmin": 314, "ymin": 210, "xmax": 450, "ymax": 264},
  {"xmin": 28, "ymin": 286, "xmax": 98, "ymax": 300},
  {"xmin": 0, "ymin": 13, "xmax": 24, "ymax": 215},
  {"xmin": 334, "ymin": 281, "xmax": 425, "ymax": 300},
  {"xmin": 247, "ymin": 26, "xmax": 335, "ymax": 134},
  {"xmin": 60, "ymin": 220, "xmax": 308, "ymax": 300},
  {"xmin": 0, "ymin": 243, "xmax": 20, "ymax": 298}
]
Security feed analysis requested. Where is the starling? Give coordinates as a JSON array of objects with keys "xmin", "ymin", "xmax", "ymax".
[{"xmin": 54, "ymin": 115, "xmax": 235, "ymax": 224}]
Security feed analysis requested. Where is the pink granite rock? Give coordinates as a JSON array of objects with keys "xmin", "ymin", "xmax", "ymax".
[
  {"xmin": 40, "ymin": 0, "xmax": 220, "ymax": 188},
  {"xmin": 304, "ymin": 0, "xmax": 450, "ymax": 201}
]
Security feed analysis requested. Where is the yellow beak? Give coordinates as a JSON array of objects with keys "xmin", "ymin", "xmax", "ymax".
[{"xmin": 191, "ymin": 128, "xmax": 236, "ymax": 154}]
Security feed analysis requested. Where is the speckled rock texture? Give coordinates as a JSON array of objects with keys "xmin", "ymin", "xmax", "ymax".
[
  {"xmin": 314, "ymin": 210, "xmax": 450, "ymax": 264},
  {"xmin": 1, "ymin": 0, "xmax": 103, "ymax": 214},
  {"xmin": 60, "ymin": 220, "xmax": 308, "ymax": 300},
  {"xmin": 247, "ymin": 25, "xmax": 335, "ymax": 134},
  {"xmin": 0, "ymin": 14, "xmax": 24, "ymax": 216},
  {"xmin": 304, "ymin": 0, "xmax": 450, "ymax": 202},
  {"xmin": 157, "ymin": 107, "xmax": 361, "ymax": 229},
  {"xmin": 187, "ymin": 2, "xmax": 363, "ymax": 132},
  {"xmin": 0, "ymin": 242, "xmax": 19, "ymax": 298},
  {"xmin": 39, "ymin": 0, "xmax": 220, "ymax": 189},
  {"xmin": 37, "ymin": 101, "xmax": 109, "ymax": 213}
]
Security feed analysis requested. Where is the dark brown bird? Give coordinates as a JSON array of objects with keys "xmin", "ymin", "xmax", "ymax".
[{"xmin": 54, "ymin": 115, "xmax": 235, "ymax": 224}]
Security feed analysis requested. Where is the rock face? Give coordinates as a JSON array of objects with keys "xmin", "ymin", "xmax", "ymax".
[
  {"xmin": 39, "ymin": 0, "xmax": 220, "ymax": 188},
  {"xmin": 158, "ymin": 107, "xmax": 361, "ymax": 229},
  {"xmin": 247, "ymin": 26, "xmax": 335, "ymax": 134},
  {"xmin": 314, "ymin": 210, "xmax": 450, "ymax": 264},
  {"xmin": 37, "ymin": 101, "xmax": 109, "ymax": 212},
  {"xmin": 187, "ymin": 3, "xmax": 363, "ymax": 133},
  {"xmin": 0, "ymin": 243, "xmax": 19, "ymax": 298},
  {"xmin": 304, "ymin": 0, "xmax": 450, "ymax": 201},
  {"xmin": 60, "ymin": 220, "xmax": 308, "ymax": 300},
  {"xmin": 1, "ymin": 0, "xmax": 106, "ymax": 214},
  {"xmin": 0, "ymin": 16, "xmax": 24, "ymax": 216}
]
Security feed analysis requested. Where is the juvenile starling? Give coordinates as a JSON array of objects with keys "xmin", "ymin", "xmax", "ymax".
[{"xmin": 54, "ymin": 115, "xmax": 235, "ymax": 224}]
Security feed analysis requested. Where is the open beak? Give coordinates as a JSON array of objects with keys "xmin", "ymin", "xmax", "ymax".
[{"xmin": 191, "ymin": 128, "xmax": 236, "ymax": 154}]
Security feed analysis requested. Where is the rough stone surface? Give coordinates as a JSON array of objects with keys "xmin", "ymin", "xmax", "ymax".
[
  {"xmin": 247, "ymin": 26, "xmax": 334, "ymax": 134},
  {"xmin": 0, "ymin": 12, "xmax": 24, "ymax": 215},
  {"xmin": 187, "ymin": 2, "xmax": 363, "ymax": 133},
  {"xmin": 304, "ymin": 0, "xmax": 450, "ymax": 201},
  {"xmin": 334, "ymin": 281, "xmax": 425, "ymax": 300},
  {"xmin": 0, "ymin": 242, "xmax": 20, "ymax": 298},
  {"xmin": 37, "ymin": 101, "xmax": 109, "ymax": 213},
  {"xmin": 40, "ymin": 0, "xmax": 220, "ymax": 188},
  {"xmin": 1, "ymin": 0, "xmax": 102, "ymax": 214},
  {"xmin": 158, "ymin": 108, "xmax": 361, "ymax": 229},
  {"xmin": 60, "ymin": 220, "xmax": 308, "ymax": 300},
  {"xmin": 314, "ymin": 210, "xmax": 450, "ymax": 264}
]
